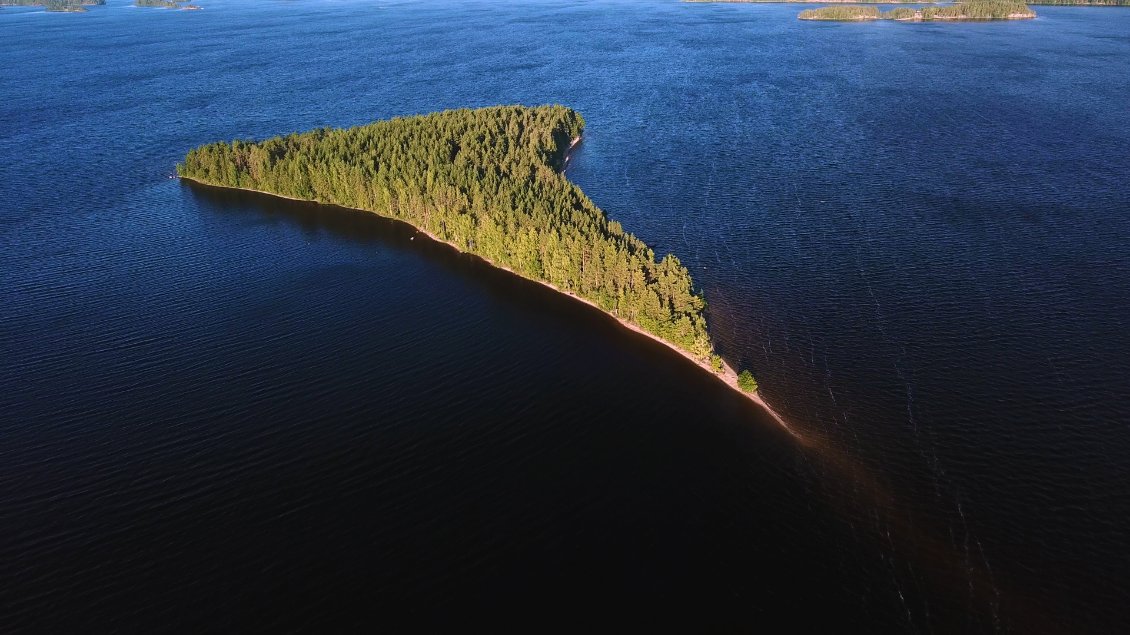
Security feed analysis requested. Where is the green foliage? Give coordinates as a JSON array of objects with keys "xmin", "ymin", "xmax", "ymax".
[
  {"xmin": 711, "ymin": 354, "xmax": 724, "ymax": 373},
  {"xmin": 802, "ymin": 0, "xmax": 1035, "ymax": 21},
  {"xmin": 687, "ymin": 0, "xmax": 939, "ymax": 3},
  {"xmin": 695, "ymin": 0, "xmax": 1121, "ymax": 5},
  {"xmin": 0, "ymin": 0, "xmax": 104, "ymax": 9},
  {"xmin": 693, "ymin": 0, "xmax": 1124, "ymax": 2},
  {"xmin": 737, "ymin": 370, "xmax": 759, "ymax": 394},
  {"xmin": 799, "ymin": 5, "xmax": 880, "ymax": 19},
  {"xmin": 1026, "ymin": 0, "xmax": 1129, "ymax": 4},
  {"xmin": 179, "ymin": 106, "xmax": 718, "ymax": 362},
  {"xmin": 883, "ymin": 7, "xmax": 918, "ymax": 18},
  {"xmin": 922, "ymin": 0, "xmax": 1034, "ymax": 17}
]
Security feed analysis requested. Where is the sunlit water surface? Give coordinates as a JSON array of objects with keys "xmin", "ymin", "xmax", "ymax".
[{"xmin": 2, "ymin": 1, "xmax": 1128, "ymax": 632}]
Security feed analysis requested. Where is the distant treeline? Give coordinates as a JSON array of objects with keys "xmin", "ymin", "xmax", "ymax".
[
  {"xmin": 693, "ymin": 0, "xmax": 1126, "ymax": 4},
  {"xmin": 798, "ymin": 5, "xmax": 880, "ymax": 18},
  {"xmin": 136, "ymin": 1, "xmax": 202, "ymax": 8},
  {"xmin": 1027, "ymin": 0, "xmax": 1129, "ymax": 4},
  {"xmin": 687, "ymin": 0, "xmax": 939, "ymax": 4},
  {"xmin": 0, "ymin": 0, "xmax": 102, "ymax": 4},
  {"xmin": 0, "ymin": 0, "xmax": 207, "ymax": 9},
  {"xmin": 135, "ymin": 0, "xmax": 183, "ymax": 7},
  {"xmin": 0, "ymin": 0, "xmax": 104, "ymax": 11},
  {"xmin": 179, "ymin": 106, "xmax": 719, "ymax": 364},
  {"xmin": 800, "ymin": 0, "xmax": 1035, "ymax": 20},
  {"xmin": 923, "ymin": 0, "xmax": 1035, "ymax": 17}
]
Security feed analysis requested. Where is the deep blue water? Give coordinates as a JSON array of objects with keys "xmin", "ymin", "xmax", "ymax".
[{"xmin": 2, "ymin": 0, "xmax": 1129, "ymax": 632}]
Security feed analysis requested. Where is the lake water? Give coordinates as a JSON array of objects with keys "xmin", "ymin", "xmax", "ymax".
[{"xmin": 2, "ymin": 0, "xmax": 1128, "ymax": 631}]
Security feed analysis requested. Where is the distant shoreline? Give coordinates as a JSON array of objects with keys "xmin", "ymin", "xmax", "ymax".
[
  {"xmin": 178, "ymin": 163, "xmax": 795, "ymax": 436},
  {"xmin": 685, "ymin": 0, "xmax": 1128, "ymax": 4},
  {"xmin": 797, "ymin": 2, "xmax": 1037, "ymax": 20}
]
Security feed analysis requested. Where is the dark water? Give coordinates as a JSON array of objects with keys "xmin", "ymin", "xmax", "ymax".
[{"xmin": 3, "ymin": 0, "xmax": 1128, "ymax": 631}]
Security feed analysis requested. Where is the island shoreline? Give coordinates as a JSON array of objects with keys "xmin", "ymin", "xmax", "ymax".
[{"xmin": 177, "ymin": 171, "xmax": 795, "ymax": 437}]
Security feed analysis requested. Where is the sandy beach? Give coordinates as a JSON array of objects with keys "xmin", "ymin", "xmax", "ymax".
[{"xmin": 178, "ymin": 164, "xmax": 794, "ymax": 437}]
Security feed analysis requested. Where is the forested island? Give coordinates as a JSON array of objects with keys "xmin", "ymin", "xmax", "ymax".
[
  {"xmin": 0, "ymin": 0, "xmax": 203, "ymax": 10},
  {"xmin": 135, "ymin": 0, "xmax": 201, "ymax": 8},
  {"xmin": 687, "ymin": 0, "xmax": 936, "ymax": 4},
  {"xmin": 1026, "ymin": 0, "xmax": 1128, "ymax": 4},
  {"xmin": 799, "ymin": 0, "xmax": 1036, "ymax": 19},
  {"xmin": 0, "ymin": 0, "xmax": 103, "ymax": 11},
  {"xmin": 688, "ymin": 0, "xmax": 1127, "ymax": 5},
  {"xmin": 179, "ymin": 106, "xmax": 767, "ymax": 402}
]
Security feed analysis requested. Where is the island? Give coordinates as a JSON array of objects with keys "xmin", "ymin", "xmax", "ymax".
[
  {"xmin": 135, "ymin": 0, "xmax": 201, "ymax": 8},
  {"xmin": 687, "ymin": 0, "xmax": 938, "ymax": 4},
  {"xmin": 0, "ymin": 0, "xmax": 104, "ymax": 11},
  {"xmin": 799, "ymin": 0, "xmax": 1036, "ymax": 20},
  {"xmin": 178, "ymin": 106, "xmax": 780, "ymax": 412},
  {"xmin": 689, "ymin": 0, "xmax": 1126, "ymax": 5},
  {"xmin": 798, "ymin": 5, "xmax": 883, "ymax": 18}
]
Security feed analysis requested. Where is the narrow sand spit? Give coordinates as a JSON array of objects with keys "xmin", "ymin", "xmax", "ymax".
[{"xmin": 178, "ymin": 172, "xmax": 795, "ymax": 436}]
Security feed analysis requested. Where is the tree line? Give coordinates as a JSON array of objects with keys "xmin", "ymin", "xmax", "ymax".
[
  {"xmin": 179, "ymin": 106, "xmax": 723, "ymax": 366},
  {"xmin": 1026, "ymin": 0, "xmax": 1129, "ymax": 4},
  {"xmin": 0, "ymin": 0, "xmax": 104, "ymax": 10},
  {"xmin": 800, "ymin": 0, "xmax": 1035, "ymax": 21}
]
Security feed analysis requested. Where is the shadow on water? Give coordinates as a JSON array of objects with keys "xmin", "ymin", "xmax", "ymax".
[
  {"xmin": 183, "ymin": 180, "xmax": 788, "ymax": 433},
  {"xmin": 177, "ymin": 181, "xmax": 868, "ymax": 630},
  {"xmin": 182, "ymin": 180, "xmax": 1074, "ymax": 633}
]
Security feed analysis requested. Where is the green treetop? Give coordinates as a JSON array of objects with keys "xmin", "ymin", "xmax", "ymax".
[
  {"xmin": 737, "ymin": 370, "xmax": 759, "ymax": 394},
  {"xmin": 179, "ymin": 106, "xmax": 718, "ymax": 362}
]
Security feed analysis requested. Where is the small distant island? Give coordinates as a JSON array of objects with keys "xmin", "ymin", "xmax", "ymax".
[
  {"xmin": 0, "ymin": 0, "xmax": 202, "ymax": 11},
  {"xmin": 799, "ymin": 0, "xmax": 1036, "ymax": 19},
  {"xmin": 135, "ymin": 0, "xmax": 201, "ymax": 8},
  {"xmin": 687, "ymin": 0, "xmax": 938, "ymax": 3},
  {"xmin": 0, "ymin": 0, "xmax": 104, "ymax": 12},
  {"xmin": 179, "ymin": 106, "xmax": 771, "ymax": 407},
  {"xmin": 687, "ymin": 0, "xmax": 1127, "ymax": 5}
]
